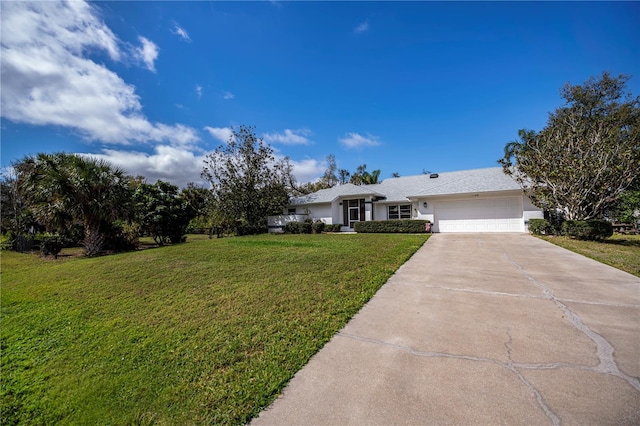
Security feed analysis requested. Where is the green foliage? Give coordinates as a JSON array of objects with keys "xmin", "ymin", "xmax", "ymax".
[
  {"xmin": 1, "ymin": 234, "xmax": 428, "ymax": 424},
  {"xmin": 608, "ymin": 177, "xmax": 640, "ymax": 225},
  {"xmin": 528, "ymin": 219, "xmax": 556, "ymax": 235},
  {"xmin": 283, "ymin": 221, "xmax": 301, "ymax": 234},
  {"xmin": 37, "ymin": 233, "xmax": 64, "ymax": 258},
  {"xmin": 13, "ymin": 153, "xmax": 132, "ymax": 256},
  {"xmin": 202, "ymin": 125, "xmax": 293, "ymax": 235},
  {"xmin": 500, "ymin": 72, "xmax": 640, "ymax": 220},
  {"xmin": 1, "ymin": 175, "xmax": 37, "ymax": 237},
  {"xmin": 354, "ymin": 220, "xmax": 429, "ymax": 233},
  {"xmin": 312, "ymin": 221, "xmax": 326, "ymax": 234},
  {"xmin": 350, "ymin": 164, "xmax": 381, "ymax": 185},
  {"xmin": 562, "ymin": 220, "xmax": 613, "ymax": 240},
  {"xmin": 300, "ymin": 219, "xmax": 313, "ymax": 234},
  {"xmin": 133, "ymin": 180, "xmax": 194, "ymax": 245}
]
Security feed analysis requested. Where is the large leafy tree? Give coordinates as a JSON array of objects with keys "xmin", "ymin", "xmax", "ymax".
[
  {"xmin": 201, "ymin": 125, "xmax": 293, "ymax": 234},
  {"xmin": 133, "ymin": 180, "xmax": 196, "ymax": 245},
  {"xmin": 14, "ymin": 153, "xmax": 132, "ymax": 256},
  {"xmin": 500, "ymin": 72, "xmax": 640, "ymax": 220}
]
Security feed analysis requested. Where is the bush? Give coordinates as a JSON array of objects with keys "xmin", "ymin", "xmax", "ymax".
[
  {"xmin": 284, "ymin": 222, "xmax": 300, "ymax": 234},
  {"xmin": 312, "ymin": 221, "xmax": 325, "ymax": 234},
  {"xmin": 38, "ymin": 233, "xmax": 64, "ymax": 258},
  {"xmin": 103, "ymin": 222, "xmax": 140, "ymax": 252},
  {"xmin": 300, "ymin": 220, "xmax": 313, "ymax": 234},
  {"xmin": 331, "ymin": 224, "xmax": 342, "ymax": 232},
  {"xmin": 528, "ymin": 219, "xmax": 555, "ymax": 235},
  {"xmin": 562, "ymin": 220, "xmax": 613, "ymax": 240},
  {"xmin": 354, "ymin": 220, "xmax": 429, "ymax": 233}
]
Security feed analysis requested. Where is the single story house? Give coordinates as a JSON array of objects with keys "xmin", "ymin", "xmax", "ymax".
[{"xmin": 268, "ymin": 167, "xmax": 543, "ymax": 233}]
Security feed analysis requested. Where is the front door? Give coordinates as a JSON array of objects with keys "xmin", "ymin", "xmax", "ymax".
[{"xmin": 349, "ymin": 206, "xmax": 360, "ymax": 228}]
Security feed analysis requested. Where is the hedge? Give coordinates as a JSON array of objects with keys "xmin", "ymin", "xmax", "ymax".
[
  {"xmin": 354, "ymin": 220, "xmax": 430, "ymax": 233},
  {"xmin": 562, "ymin": 220, "xmax": 613, "ymax": 240},
  {"xmin": 528, "ymin": 219, "xmax": 555, "ymax": 235}
]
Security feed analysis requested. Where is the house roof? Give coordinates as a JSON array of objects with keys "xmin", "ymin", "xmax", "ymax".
[
  {"xmin": 290, "ymin": 167, "xmax": 521, "ymax": 206},
  {"xmin": 375, "ymin": 167, "xmax": 522, "ymax": 202},
  {"xmin": 290, "ymin": 183, "xmax": 384, "ymax": 205}
]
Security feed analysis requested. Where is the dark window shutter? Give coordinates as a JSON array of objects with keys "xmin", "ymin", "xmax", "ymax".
[
  {"xmin": 359, "ymin": 199, "xmax": 365, "ymax": 221},
  {"xmin": 343, "ymin": 201, "xmax": 348, "ymax": 225}
]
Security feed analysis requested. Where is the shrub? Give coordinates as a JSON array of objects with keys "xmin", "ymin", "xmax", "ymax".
[
  {"xmin": 528, "ymin": 219, "xmax": 555, "ymax": 235},
  {"xmin": 300, "ymin": 220, "xmax": 313, "ymax": 234},
  {"xmin": 103, "ymin": 222, "xmax": 140, "ymax": 252},
  {"xmin": 312, "ymin": 221, "xmax": 325, "ymax": 234},
  {"xmin": 283, "ymin": 222, "xmax": 300, "ymax": 234},
  {"xmin": 1, "ymin": 233, "xmax": 14, "ymax": 251},
  {"xmin": 332, "ymin": 224, "xmax": 342, "ymax": 232},
  {"xmin": 38, "ymin": 233, "xmax": 64, "ymax": 258},
  {"xmin": 354, "ymin": 220, "xmax": 429, "ymax": 233},
  {"xmin": 562, "ymin": 220, "xmax": 613, "ymax": 240}
]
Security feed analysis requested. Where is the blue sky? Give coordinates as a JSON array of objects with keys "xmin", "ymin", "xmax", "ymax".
[{"xmin": 1, "ymin": 1, "xmax": 639, "ymax": 187}]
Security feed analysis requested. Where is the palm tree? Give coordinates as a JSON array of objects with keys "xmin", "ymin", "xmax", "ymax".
[{"xmin": 15, "ymin": 153, "xmax": 132, "ymax": 256}]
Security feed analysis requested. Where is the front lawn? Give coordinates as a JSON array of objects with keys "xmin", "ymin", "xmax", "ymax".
[
  {"xmin": 1, "ymin": 233, "xmax": 428, "ymax": 425},
  {"xmin": 537, "ymin": 234, "xmax": 640, "ymax": 278}
]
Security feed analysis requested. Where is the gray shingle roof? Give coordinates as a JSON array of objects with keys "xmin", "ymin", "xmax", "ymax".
[
  {"xmin": 290, "ymin": 183, "xmax": 384, "ymax": 205},
  {"xmin": 378, "ymin": 167, "xmax": 521, "ymax": 202},
  {"xmin": 290, "ymin": 167, "xmax": 521, "ymax": 205}
]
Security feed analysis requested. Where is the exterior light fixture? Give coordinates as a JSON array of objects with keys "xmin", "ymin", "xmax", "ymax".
[{"xmin": 423, "ymin": 202, "xmax": 428, "ymax": 208}]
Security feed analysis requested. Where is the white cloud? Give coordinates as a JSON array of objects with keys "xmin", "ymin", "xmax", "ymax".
[
  {"xmin": 263, "ymin": 129, "xmax": 312, "ymax": 145},
  {"xmin": 0, "ymin": 0, "xmax": 198, "ymax": 145},
  {"xmin": 83, "ymin": 145, "xmax": 208, "ymax": 188},
  {"xmin": 204, "ymin": 126, "xmax": 233, "ymax": 143},
  {"xmin": 171, "ymin": 24, "xmax": 191, "ymax": 42},
  {"xmin": 223, "ymin": 91, "xmax": 234, "ymax": 100},
  {"xmin": 354, "ymin": 20, "xmax": 369, "ymax": 34},
  {"xmin": 339, "ymin": 132, "xmax": 381, "ymax": 149},
  {"xmin": 287, "ymin": 158, "xmax": 325, "ymax": 184},
  {"xmin": 135, "ymin": 36, "xmax": 158, "ymax": 72},
  {"xmin": 196, "ymin": 85, "xmax": 203, "ymax": 98}
]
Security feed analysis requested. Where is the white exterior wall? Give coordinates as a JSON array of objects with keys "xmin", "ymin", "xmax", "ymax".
[
  {"xmin": 523, "ymin": 196, "xmax": 544, "ymax": 224},
  {"xmin": 414, "ymin": 200, "xmax": 435, "ymax": 223},
  {"xmin": 374, "ymin": 201, "xmax": 430, "ymax": 222},
  {"xmin": 308, "ymin": 203, "xmax": 333, "ymax": 224}
]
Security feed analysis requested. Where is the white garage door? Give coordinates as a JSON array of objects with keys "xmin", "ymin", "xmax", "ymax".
[{"xmin": 435, "ymin": 197, "xmax": 524, "ymax": 233}]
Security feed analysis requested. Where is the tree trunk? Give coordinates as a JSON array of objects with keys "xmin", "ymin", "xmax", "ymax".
[{"xmin": 82, "ymin": 223, "xmax": 104, "ymax": 257}]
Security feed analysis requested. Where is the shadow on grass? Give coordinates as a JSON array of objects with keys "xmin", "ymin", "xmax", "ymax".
[{"xmin": 603, "ymin": 238, "xmax": 640, "ymax": 248}]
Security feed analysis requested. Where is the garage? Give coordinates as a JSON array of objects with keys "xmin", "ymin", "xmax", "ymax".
[{"xmin": 434, "ymin": 197, "xmax": 524, "ymax": 233}]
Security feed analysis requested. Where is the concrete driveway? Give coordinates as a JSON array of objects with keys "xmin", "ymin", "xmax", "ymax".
[{"xmin": 252, "ymin": 233, "xmax": 640, "ymax": 425}]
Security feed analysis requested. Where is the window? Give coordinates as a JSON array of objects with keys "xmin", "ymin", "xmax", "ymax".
[
  {"xmin": 288, "ymin": 208, "xmax": 296, "ymax": 214},
  {"xmin": 388, "ymin": 204, "xmax": 411, "ymax": 220}
]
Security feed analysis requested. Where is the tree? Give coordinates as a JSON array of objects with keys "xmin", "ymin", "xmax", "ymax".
[
  {"xmin": 392, "ymin": 172, "xmax": 400, "ymax": 178},
  {"xmin": 350, "ymin": 164, "xmax": 381, "ymax": 185},
  {"xmin": 500, "ymin": 72, "xmax": 640, "ymax": 220},
  {"xmin": 14, "ymin": 153, "xmax": 132, "ymax": 256},
  {"xmin": 338, "ymin": 168, "xmax": 351, "ymax": 185},
  {"xmin": 608, "ymin": 176, "xmax": 640, "ymax": 225},
  {"xmin": 1, "ymin": 172, "xmax": 35, "ymax": 236},
  {"xmin": 133, "ymin": 180, "xmax": 195, "ymax": 245},
  {"xmin": 201, "ymin": 125, "xmax": 293, "ymax": 235},
  {"xmin": 321, "ymin": 154, "xmax": 338, "ymax": 187}
]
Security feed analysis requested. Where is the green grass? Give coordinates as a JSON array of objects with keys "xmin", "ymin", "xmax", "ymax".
[
  {"xmin": 1, "ymin": 233, "xmax": 428, "ymax": 425},
  {"xmin": 537, "ymin": 234, "xmax": 640, "ymax": 277}
]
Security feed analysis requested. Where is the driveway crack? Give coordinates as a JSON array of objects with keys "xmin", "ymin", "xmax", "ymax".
[{"xmin": 504, "ymin": 253, "xmax": 640, "ymax": 393}]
